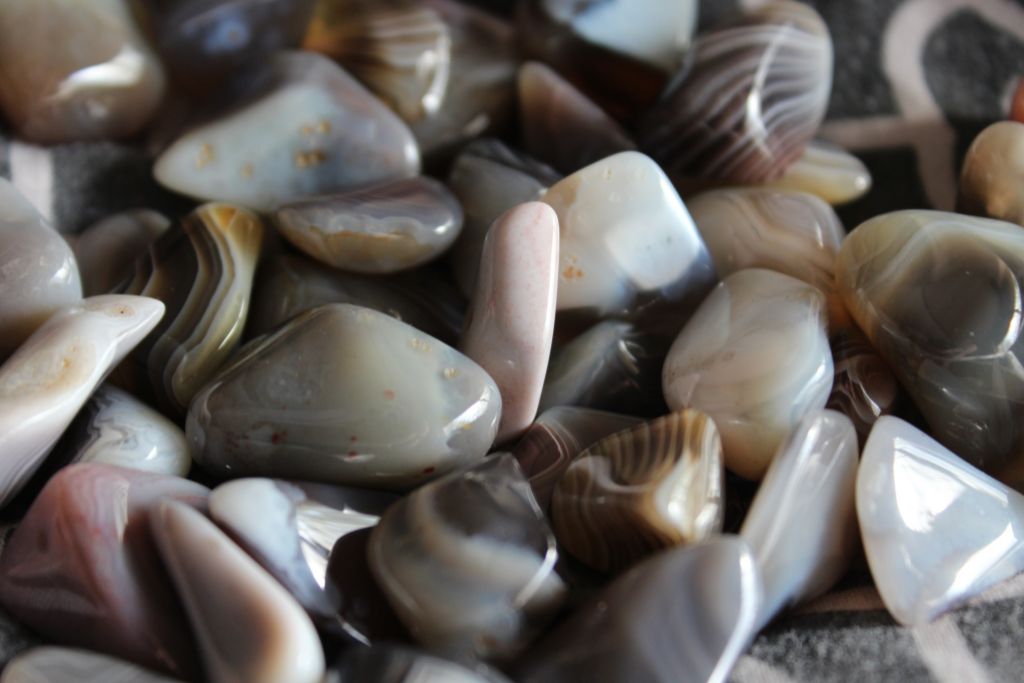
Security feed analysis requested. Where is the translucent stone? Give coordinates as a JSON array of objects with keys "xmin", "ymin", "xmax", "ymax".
[
  {"xmin": 0, "ymin": 464, "xmax": 208, "ymax": 679},
  {"xmin": 663, "ymin": 269, "xmax": 833, "ymax": 480},
  {"xmin": 331, "ymin": 645, "xmax": 512, "ymax": 683},
  {"xmin": 552, "ymin": 409, "xmax": 724, "ymax": 573},
  {"xmin": 187, "ymin": 304, "xmax": 501, "ymax": 490},
  {"xmin": 368, "ymin": 455, "xmax": 566, "ymax": 659},
  {"xmin": 826, "ymin": 325, "xmax": 902, "ymax": 444},
  {"xmin": 274, "ymin": 177, "xmax": 463, "ymax": 274},
  {"xmin": 154, "ymin": 51, "xmax": 419, "ymax": 211},
  {"xmin": 61, "ymin": 385, "xmax": 190, "ymax": 477},
  {"xmin": 461, "ymin": 202, "xmax": 559, "ymax": 443},
  {"xmin": 113, "ymin": 203, "xmax": 263, "ymax": 417},
  {"xmin": 959, "ymin": 121, "xmax": 1024, "ymax": 226},
  {"xmin": 740, "ymin": 409, "xmax": 858, "ymax": 629},
  {"xmin": 0, "ymin": 0, "xmax": 167, "ymax": 143},
  {"xmin": 517, "ymin": 61, "xmax": 634, "ymax": 174},
  {"xmin": 639, "ymin": 1, "xmax": 832, "ymax": 183},
  {"xmin": 2, "ymin": 647, "xmax": 183, "ymax": 683},
  {"xmin": 151, "ymin": 500, "xmax": 325, "ymax": 683},
  {"xmin": 0, "ymin": 295, "xmax": 164, "ymax": 506},
  {"xmin": 516, "ymin": 536, "xmax": 761, "ymax": 683},
  {"xmin": 858, "ymin": 417, "xmax": 1024, "ymax": 625},
  {"xmin": 73, "ymin": 210, "xmax": 169, "ymax": 297},
  {"xmin": 836, "ymin": 210, "xmax": 1024, "ymax": 486},
  {"xmin": 0, "ymin": 179, "xmax": 82, "ymax": 361},
  {"xmin": 764, "ymin": 140, "xmax": 872, "ymax": 206}
]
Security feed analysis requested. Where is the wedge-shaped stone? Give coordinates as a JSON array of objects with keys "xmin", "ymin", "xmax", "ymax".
[
  {"xmin": 0, "ymin": 179, "xmax": 82, "ymax": 360},
  {"xmin": 764, "ymin": 140, "xmax": 872, "ymax": 206},
  {"xmin": 542, "ymin": 151, "xmax": 716, "ymax": 328},
  {"xmin": 516, "ymin": 536, "xmax": 761, "ymax": 683},
  {"xmin": 369, "ymin": 455, "xmax": 566, "ymax": 658},
  {"xmin": 61, "ymin": 385, "xmax": 190, "ymax": 477},
  {"xmin": 836, "ymin": 210, "xmax": 1024, "ymax": 486},
  {"xmin": 511, "ymin": 406, "xmax": 641, "ymax": 510},
  {"xmin": 152, "ymin": 500, "xmax": 325, "ymax": 683},
  {"xmin": 740, "ymin": 409, "xmax": 858, "ymax": 629},
  {"xmin": 461, "ymin": 202, "xmax": 559, "ymax": 443},
  {"xmin": 154, "ymin": 51, "xmax": 419, "ymax": 211},
  {"xmin": 663, "ymin": 269, "xmax": 833, "ymax": 480},
  {"xmin": 0, "ymin": 464, "xmax": 207, "ymax": 679},
  {"xmin": 552, "ymin": 410, "xmax": 723, "ymax": 573},
  {"xmin": 639, "ymin": 1, "xmax": 832, "ymax": 183},
  {"xmin": 188, "ymin": 304, "xmax": 501, "ymax": 490},
  {"xmin": 274, "ymin": 177, "xmax": 463, "ymax": 274},
  {"xmin": 114, "ymin": 203, "xmax": 262, "ymax": 417},
  {"xmin": 2, "ymin": 647, "xmax": 183, "ymax": 683},
  {"xmin": 858, "ymin": 417, "xmax": 1024, "ymax": 625},
  {"xmin": 74, "ymin": 210, "xmax": 169, "ymax": 297},
  {"xmin": 0, "ymin": 295, "xmax": 164, "ymax": 505}
]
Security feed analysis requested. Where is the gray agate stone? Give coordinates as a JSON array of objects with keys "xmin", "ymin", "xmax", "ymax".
[
  {"xmin": 330, "ymin": 645, "xmax": 512, "ymax": 683},
  {"xmin": 154, "ymin": 51, "xmax": 420, "ymax": 211},
  {"xmin": 188, "ymin": 304, "xmax": 501, "ymax": 490},
  {"xmin": 74, "ymin": 210, "xmax": 169, "ymax": 297},
  {"xmin": 368, "ymin": 455, "xmax": 566, "ymax": 659},
  {"xmin": 2, "ymin": 647, "xmax": 183, "ymax": 683}
]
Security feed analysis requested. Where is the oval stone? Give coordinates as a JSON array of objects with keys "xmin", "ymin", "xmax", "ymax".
[{"xmin": 187, "ymin": 304, "xmax": 501, "ymax": 490}]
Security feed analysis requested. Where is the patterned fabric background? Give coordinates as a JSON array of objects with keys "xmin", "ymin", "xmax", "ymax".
[{"xmin": 2, "ymin": 1, "xmax": 1024, "ymax": 681}]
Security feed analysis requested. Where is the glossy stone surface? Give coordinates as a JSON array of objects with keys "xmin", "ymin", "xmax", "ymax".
[
  {"xmin": 62, "ymin": 385, "xmax": 190, "ymax": 477},
  {"xmin": 188, "ymin": 304, "xmax": 501, "ymax": 490},
  {"xmin": 274, "ymin": 177, "xmax": 463, "ymax": 274},
  {"xmin": 209, "ymin": 478, "xmax": 396, "ymax": 640},
  {"xmin": 858, "ymin": 417, "xmax": 1024, "ymax": 625},
  {"xmin": 663, "ymin": 269, "xmax": 833, "ymax": 480},
  {"xmin": 114, "ymin": 204, "xmax": 263, "ymax": 417},
  {"xmin": 0, "ymin": 295, "xmax": 164, "ymax": 506},
  {"xmin": 517, "ymin": 536, "xmax": 761, "ymax": 683},
  {"xmin": 764, "ymin": 140, "xmax": 872, "ymax": 206},
  {"xmin": 331, "ymin": 645, "xmax": 511, "ymax": 683},
  {"xmin": 740, "ymin": 410, "xmax": 858, "ymax": 629},
  {"xmin": 959, "ymin": 121, "xmax": 1024, "ymax": 226},
  {"xmin": 0, "ymin": 0, "xmax": 166, "ymax": 143},
  {"xmin": 0, "ymin": 179, "xmax": 82, "ymax": 360},
  {"xmin": 836, "ymin": 210, "xmax": 1024, "ymax": 485},
  {"xmin": 369, "ymin": 455, "xmax": 565, "ymax": 658},
  {"xmin": 154, "ymin": 51, "xmax": 419, "ymax": 211},
  {"xmin": 826, "ymin": 325, "xmax": 902, "ymax": 444},
  {"xmin": 461, "ymin": 202, "xmax": 559, "ymax": 443},
  {"xmin": 305, "ymin": 4, "xmax": 451, "ymax": 123},
  {"xmin": 2, "ymin": 647, "xmax": 183, "ymax": 683},
  {"xmin": 518, "ymin": 61, "xmax": 634, "ymax": 174},
  {"xmin": 542, "ymin": 151, "xmax": 716, "ymax": 328},
  {"xmin": 152, "ymin": 500, "xmax": 325, "ymax": 683},
  {"xmin": 552, "ymin": 410, "xmax": 723, "ymax": 573},
  {"xmin": 0, "ymin": 464, "xmax": 208, "ymax": 679},
  {"xmin": 511, "ymin": 407, "xmax": 641, "ymax": 510},
  {"xmin": 74, "ymin": 210, "xmax": 170, "ymax": 297},
  {"xmin": 140, "ymin": 0, "xmax": 316, "ymax": 93},
  {"xmin": 539, "ymin": 320, "xmax": 667, "ymax": 417},
  {"xmin": 687, "ymin": 187, "xmax": 845, "ymax": 297},
  {"xmin": 639, "ymin": 1, "xmax": 832, "ymax": 183},
  {"xmin": 247, "ymin": 253, "xmax": 462, "ymax": 344},
  {"xmin": 447, "ymin": 139, "xmax": 560, "ymax": 296}
]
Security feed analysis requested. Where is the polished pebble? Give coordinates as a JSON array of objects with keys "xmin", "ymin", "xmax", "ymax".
[
  {"xmin": 959, "ymin": 121, "xmax": 1024, "ymax": 226},
  {"xmin": 764, "ymin": 140, "xmax": 872, "ymax": 206},
  {"xmin": 1, "ymin": 647, "xmax": 184, "ymax": 683},
  {"xmin": 74, "ymin": 210, "xmax": 170, "ymax": 297},
  {"xmin": 331, "ymin": 645, "xmax": 512, "ymax": 683}
]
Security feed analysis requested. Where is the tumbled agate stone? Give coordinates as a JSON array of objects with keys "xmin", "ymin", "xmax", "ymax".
[
  {"xmin": 836, "ymin": 210, "xmax": 1024, "ymax": 486},
  {"xmin": 959, "ymin": 121, "xmax": 1024, "ymax": 226},
  {"xmin": 114, "ymin": 203, "xmax": 263, "ymax": 417},
  {"xmin": 188, "ymin": 304, "xmax": 501, "ymax": 490},
  {"xmin": 74, "ymin": 210, "xmax": 170, "ymax": 297},
  {"xmin": 139, "ymin": 0, "xmax": 316, "ymax": 93},
  {"xmin": 155, "ymin": 51, "xmax": 419, "ymax": 211},
  {"xmin": 765, "ymin": 140, "xmax": 872, "ymax": 206},
  {"xmin": 639, "ymin": 1, "xmax": 832, "ymax": 183},
  {"xmin": 3, "ymin": 647, "xmax": 184, "ymax": 683},
  {"xmin": 0, "ymin": 464, "xmax": 208, "ymax": 679},
  {"xmin": 369, "ymin": 455, "xmax": 566, "ymax": 658},
  {"xmin": 0, "ymin": 179, "xmax": 82, "ymax": 360},
  {"xmin": 0, "ymin": 0, "xmax": 167, "ymax": 143},
  {"xmin": 517, "ymin": 536, "xmax": 761, "ymax": 683},
  {"xmin": 663, "ymin": 269, "xmax": 834, "ymax": 480},
  {"xmin": 552, "ymin": 409, "xmax": 724, "ymax": 573},
  {"xmin": 859, "ymin": 417, "xmax": 1024, "ymax": 625},
  {"xmin": 332, "ymin": 645, "xmax": 512, "ymax": 683},
  {"xmin": 274, "ymin": 177, "xmax": 464, "ymax": 274}
]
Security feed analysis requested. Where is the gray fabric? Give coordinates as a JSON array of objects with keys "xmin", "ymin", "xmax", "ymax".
[{"xmin": 1, "ymin": 1, "xmax": 1024, "ymax": 681}]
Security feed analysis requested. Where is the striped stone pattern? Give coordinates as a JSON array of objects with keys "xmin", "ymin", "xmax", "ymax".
[
  {"xmin": 114, "ymin": 204, "xmax": 263, "ymax": 417},
  {"xmin": 551, "ymin": 409, "xmax": 723, "ymax": 573},
  {"xmin": 639, "ymin": 1, "xmax": 832, "ymax": 183}
]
